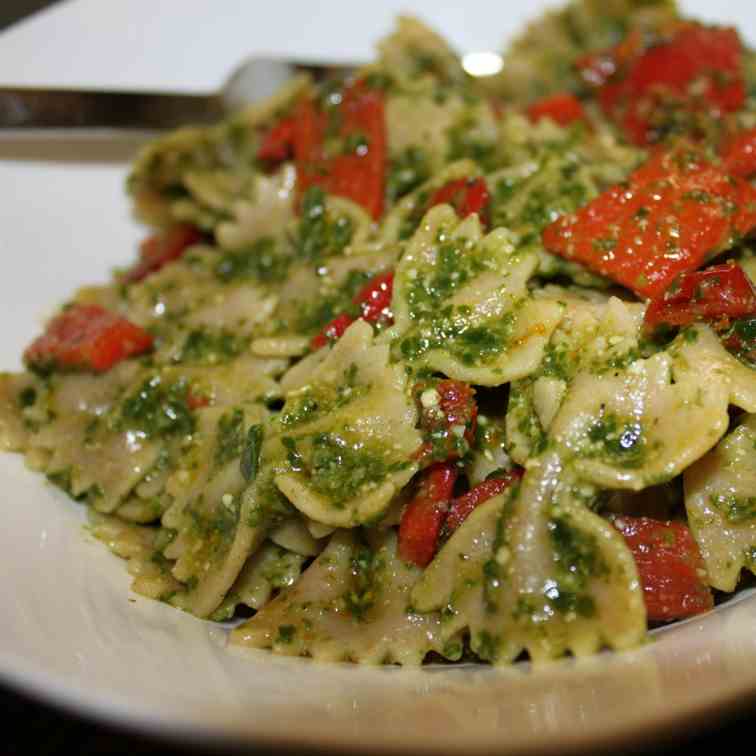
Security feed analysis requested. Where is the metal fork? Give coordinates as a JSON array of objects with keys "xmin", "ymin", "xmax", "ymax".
[{"xmin": 0, "ymin": 57, "xmax": 354, "ymax": 134}]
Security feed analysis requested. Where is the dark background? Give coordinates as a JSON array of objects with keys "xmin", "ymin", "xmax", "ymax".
[
  {"xmin": 1, "ymin": 2, "xmax": 755, "ymax": 754},
  {"xmin": 0, "ymin": 0, "xmax": 57, "ymax": 30}
]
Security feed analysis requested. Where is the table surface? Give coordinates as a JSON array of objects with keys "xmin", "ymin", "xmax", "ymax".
[{"xmin": 2, "ymin": 2, "xmax": 756, "ymax": 755}]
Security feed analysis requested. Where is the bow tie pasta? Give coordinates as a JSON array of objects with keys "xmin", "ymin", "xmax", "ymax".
[{"xmin": 2, "ymin": 0, "xmax": 756, "ymax": 665}]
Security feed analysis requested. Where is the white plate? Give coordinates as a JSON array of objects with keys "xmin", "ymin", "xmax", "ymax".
[{"xmin": 1, "ymin": 1, "xmax": 756, "ymax": 753}]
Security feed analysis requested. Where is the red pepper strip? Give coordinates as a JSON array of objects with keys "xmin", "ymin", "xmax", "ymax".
[
  {"xmin": 579, "ymin": 23, "xmax": 744, "ymax": 146},
  {"xmin": 398, "ymin": 462, "xmax": 459, "ymax": 567},
  {"xmin": 542, "ymin": 145, "xmax": 756, "ymax": 298},
  {"xmin": 644, "ymin": 263, "xmax": 756, "ymax": 331},
  {"xmin": 353, "ymin": 271, "xmax": 394, "ymax": 324},
  {"xmin": 24, "ymin": 304, "xmax": 153, "ymax": 373},
  {"xmin": 309, "ymin": 271, "xmax": 394, "ymax": 351},
  {"xmin": 187, "ymin": 391, "xmax": 210, "ymax": 410},
  {"xmin": 414, "ymin": 379, "xmax": 478, "ymax": 465},
  {"xmin": 577, "ymin": 30, "xmax": 643, "ymax": 89},
  {"xmin": 122, "ymin": 224, "xmax": 203, "ymax": 284},
  {"xmin": 723, "ymin": 127, "xmax": 756, "ymax": 178},
  {"xmin": 293, "ymin": 80, "xmax": 387, "ymax": 220},
  {"xmin": 722, "ymin": 317, "xmax": 756, "ymax": 360},
  {"xmin": 257, "ymin": 116, "xmax": 296, "ymax": 164},
  {"xmin": 309, "ymin": 313, "xmax": 354, "ymax": 351},
  {"xmin": 526, "ymin": 93, "xmax": 586, "ymax": 127},
  {"xmin": 435, "ymin": 380, "xmax": 478, "ymax": 441},
  {"xmin": 429, "ymin": 177, "xmax": 490, "ymax": 229},
  {"xmin": 611, "ymin": 515, "xmax": 713, "ymax": 622},
  {"xmin": 443, "ymin": 469, "xmax": 524, "ymax": 538}
]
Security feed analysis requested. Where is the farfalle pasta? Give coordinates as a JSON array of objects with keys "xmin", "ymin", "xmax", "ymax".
[{"xmin": 2, "ymin": 0, "xmax": 756, "ymax": 665}]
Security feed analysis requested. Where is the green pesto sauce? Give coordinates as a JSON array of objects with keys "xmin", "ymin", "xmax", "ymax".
[
  {"xmin": 589, "ymin": 347, "xmax": 643, "ymax": 376},
  {"xmin": 397, "ymin": 304, "xmax": 515, "ymax": 366},
  {"xmin": 482, "ymin": 557, "xmax": 503, "ymax": 613},
  {"xmin": 473, "ymin": 630, "xmax": 500, "ymax": 662},
  {"xmin": 214, "ymin": 408, "xmax": 245, "ymax": 468},
  {"xmin": 17, "ymin": 386, "xmax": 37, "ymax": 409},
  {"xmin": 285, "ymin": 432, "xmax": 408, "ymax": 506},
  {"xmin": 474, "ymin": 415, "xmax": 507, "ymax": 454},
  {"xmin": 540, "ymin": 341, "xmax": 572, "ymax": 381},
  {"xmin": 724, "ymin": 317, "xmax": 756, "ymax": 368},
  {"xmin": 117, "ymin": 375, "xmax": 195, "ymax": 439},
  {"xmin": 240, "ymin": 423, "xmax": 264, "ymax": 482},
  {"xmin": 280, "ymin": 363, "xmax": 368, "ymax": 429},
  {"xmin": 404, "ymin": 237, "xmax": 491, "ymax": 320},
  {"xmin": 490, "ymin": 154, "xmax": 591, "ymax": 235},
  {"xmin": 246, "ymin": 475, "xmax": 293, "ymax": 528},
  {"xmin": 582, "ymin": 412, "xmax": 648, "ymax": 469},
  {"xmin": 262, "ymin": 547, "xmax": 303, "ymax": 589},
  {"xmin": 543, "ymin": 333, "xmax": 645, "ymax": 380},
  {"xmin": 149, "ymin": 549, "xmax": 173, "ymax": 575},
  {"xmin": 291, "ymin": 269, "xmax": 371, "ymax": 335},
  {"xmin": 424, "ymin": 425, "xmax": 470, "ymax": 465},
  {"xmin": 344, "ymin": 543, "xmax": 382, "ymax": 620},
  {"xmin": 275, "ymin": 624, "xmax": 297, "ymax": 644},
  {"xmin": 153, "ymin": 527, "xmax": 176, "ymax": 552},
  {"xmin": 178, "ymin": 328, "xmax": 248, "ymax": 365},
  {"xmin": 447, "ymin": 114, "xmax": 497, "ymax": 172},
  {"xmin": 386, "ymin": 146, "xmax": 431, "ymax": 204},
  {"xmin": 441, "ymin": 638, "xmax": 464, "ymax": 661},
  {"xmin": 508, "ymin": 382, "xmax": 548, "ymax": 456},
  {"xmin": 408, "ymin": 48, "xmax": 447, "ymax": 79},
  {"xmin": 295, "ymin": 187, "xmax": 354, "ymax": 263},
  {"xmin": 732, "ymin": 317, "xmax": 756, "ymax": 343},
  {"xmin": 711, "ymin": 493, "xmax": 756, "ymax": 523},
  {"xmin": 546, "ymin": 513, "xmax": 607, "ymax": 618},
  {"xmin": 187, "ymin": 494, "xmax": 239, "ymax": 549},
  {"xmin": 398, "ymin": 188, "xmax": 431, "ymax": 241},
  {"xmin": 214, "ymin": 237, "xmax": 291, "ymax": 284}
]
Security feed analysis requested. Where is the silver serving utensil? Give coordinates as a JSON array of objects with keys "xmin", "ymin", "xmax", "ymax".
[{"xmin": 0, "ymin": 57, "xmax": 356, "ymax": 135}]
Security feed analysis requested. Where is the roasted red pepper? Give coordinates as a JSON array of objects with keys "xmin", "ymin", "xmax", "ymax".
[
  {"xmin": 542, "ymin": 145, "xmax": 756, "ymax": 298},
  {"xmin": 353, "ymin": 271, "xmax": 394, "ymax": 324},
  {"xmin": 577, "ymin": 30, "xmax": 643, "ymax": 89},
  {"xmin": 309, "ymin": 313, "xmax": 354, "ymax": 351},
  {"xmin": 722, "ymin": 127, "xmax": 756, "ymax": 178},
  {"xmin": 644, "ymin": 263, "xmax": 756, "ymax": 331},
  {"xmin": 443, "ymin": 469, "xmax": 523, "ymax": 538},
  {"xmin": 612, "ymin": 515, "xmax": 713, "ymax": 621},
  {"xmin": 309, "ymin": 271, "xmax": 394, "ymax": 350},
  {"xmin": 721, "ymin": 316, "xmax": 756, "ymax": 362},
  {"xmin": 293, "ymin": 80, "xmax": 386, "ymax": 220},
  {"xmin": 429, "ymin": 177, "xmax": 490, "ymax": 229},
  {"xmin": 579, "ymin": 23, "xmax": 745, "ymax": 145},
  {"xmin": 122, "ymin": 224, "xmax": 203, "ymax": 284},
  {"xmin": 186, "ymin": 391, "xmax": 210, "ymax": 410},
  {"xmin": 414, "ymin": 379, "xmax": 478, "ymax": 465},
  {"xmin": 526, "ymin": 93, "xmax": 586, "ymax": 127},
  {"xmin": 24, "ymin": 304, "xmax": 153, "ymax": 373},
  {"xmin": 257, "ymin": 116, "xmax": 296, "ymax": 164},
  {"xmin": 398, "ymin": 462, "xmax": 458, "ymax": 567}
]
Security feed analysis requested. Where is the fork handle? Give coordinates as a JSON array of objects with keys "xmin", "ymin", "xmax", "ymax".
[{"xmin": 0, "ymin": 88, "xmax": 225, "ymax": 132}]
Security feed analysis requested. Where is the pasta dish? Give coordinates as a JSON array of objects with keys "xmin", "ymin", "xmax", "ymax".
[{"xmin": 1, "ymin": 0, "xmax": 755, "ymax": 665}]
